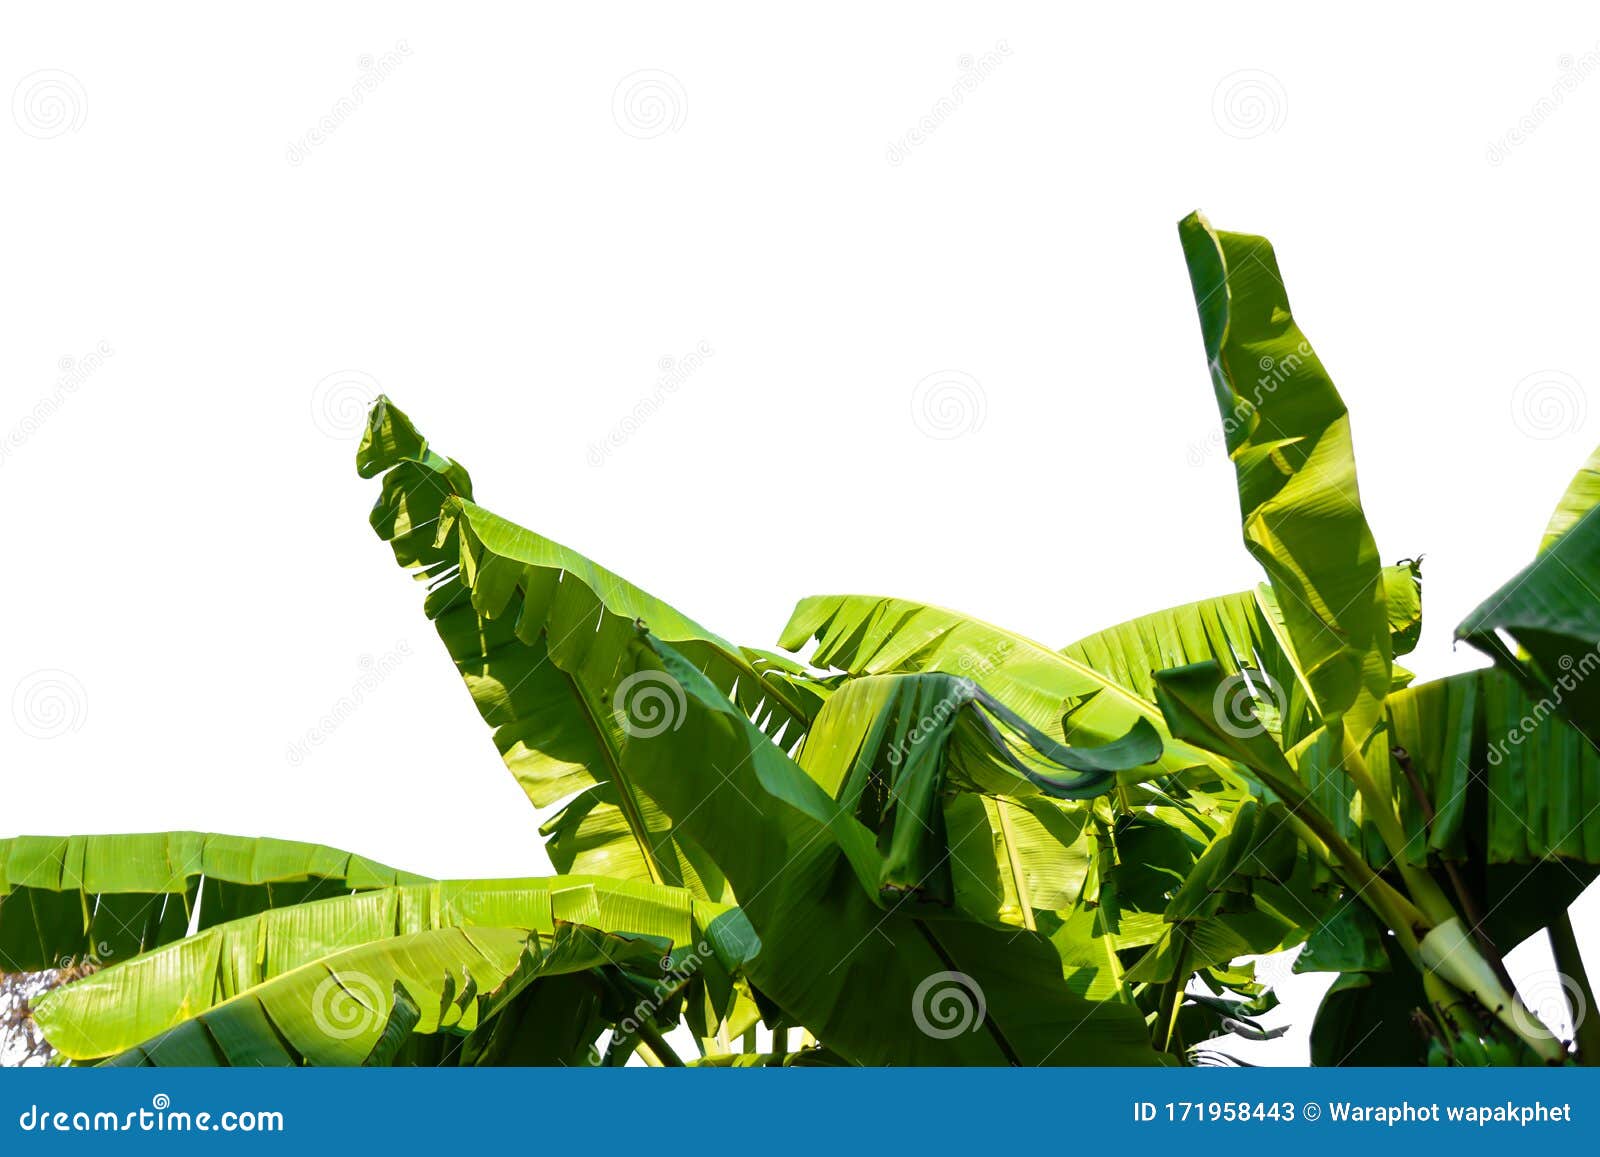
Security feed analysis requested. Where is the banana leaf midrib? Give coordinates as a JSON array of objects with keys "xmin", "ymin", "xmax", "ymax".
[{"xmin": 558, "ymin": 664, "xmax": 670, "ymax": 888}]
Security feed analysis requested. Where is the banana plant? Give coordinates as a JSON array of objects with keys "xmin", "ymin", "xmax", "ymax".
[{"xmin": 7, "ymin": 212, "xmax": 1600, "ymax": 1066}]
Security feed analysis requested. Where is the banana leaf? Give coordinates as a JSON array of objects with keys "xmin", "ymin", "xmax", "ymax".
[
  {"xmin": 779, "ymin": 594, "xmax": 1234, "ymax": 783},
  {"xmin": 619, "ymin": 630, "xmax": 1163, "ymax": 1065},
  {"xmin": 1457, "ymin": 472, "xmax": 1600, "ymax": 748},
  {"xmin": 101, "ymin": 924, "xmax": 661, "ymax": 1066},
  {"xmin": 33, "ymin": 874, "xmax": 707, "ymax": 1060},
  {"xmin": 361, "ymin": 398, "xmax": 819, "ymax": 897},
  {"xmin": 0, "ymin": 832, "xmax": 425, "ymax": 972},
  {"xmin": 1178, "ymin": 212, "xmax": 1406, "ymax": 856},
  {"xmin": 1540, "ymin": 444, "xmax": 1600, "ymax": 554}
]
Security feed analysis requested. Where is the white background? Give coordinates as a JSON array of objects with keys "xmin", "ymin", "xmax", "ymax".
[{"xmin": 4, "ymin": 4, "xmax": 1599, "ymax": 1063}]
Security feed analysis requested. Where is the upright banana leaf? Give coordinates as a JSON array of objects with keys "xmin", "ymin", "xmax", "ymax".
[
  {"xmin": 619, "ymin": 630, "xmax": 1163, "ymax": 1065},
  {"xmin": 0, "ymin": 832, "xmax": 425, "ymax": 972},
  {"xmin": 360, "ymin": 398, "xmax": 817, "ymax": 897},
  {"xmin": 1177, "ymin": 211, "xmax": 1393, "ymax": 728},
  {"xmin": 1178, "ymin": 212, "xmax": 1402, "ymax": 853},
  {"xmin": 33, "ymin": 874, "xmax": 705, "ymax": 1060}
]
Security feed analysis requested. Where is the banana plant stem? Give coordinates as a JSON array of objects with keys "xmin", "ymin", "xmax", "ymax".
[{"xmin": 1549, "ymin": 910, "xmax": 1600, "ymax": 1065}]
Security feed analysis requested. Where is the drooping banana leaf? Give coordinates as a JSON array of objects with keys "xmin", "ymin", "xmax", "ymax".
[
  {"xmin": 0, "ymin": 832, "xmax": 426, "ymax": 973},
  {"xmin": 447, "ymin": 971, "xmax": 609, "ymax": 1066},
  {"xmin": 790, "ymin": 670, "xmax": 1158, "ymax": 927},
  {"xmin": 1385, "ymin": 667, "xmax": 1600, "ymax": 949},
  {"xmin": 619, "ymin": 631, "xmax": 1163, "ymax": 1065},
  {"xmin": 1308, "ymin": 937, "xmax": 1430, "ymax": 1067},
  {"xmin": 1156, "ymin": 657, "xmax": 1600, "ymax": 955},
  {"xmin": 1457, "ymin": 463, "xmax": 1600, "ymax": 747},
  {"xmin": 360, "ymin": 398, "xmax": 819, "ymax": 897},
  {"xmin": 101, "ymin": 923, "xmax": 661, "ymax": 1066},
  {"xmin": 779, "ymin": 594, "xmax": 1234, "ymax": 783},
  {"xmin": 1126, "ymin": 799, "xmax": 1327, "ymax": 988},
  {"xmin": 33, "ymin": 874, "xmax": 706, "ymax": 1060}
]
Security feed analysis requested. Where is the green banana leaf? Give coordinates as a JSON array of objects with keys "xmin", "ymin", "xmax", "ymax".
[
  {"xmin": 0, "ymin": 832, "xmax": 426, "ymax": 972},
  {"xmin": 360, "ymin": 397, "xmax": 817, "ymax": 897},
  {"xmin": 1457, "ymin": 458, "xmax": 1600, "ymax": 748},
  {"xmin": 792, "ymin": 670, "xmax": 1158, "ymax": 926},
  {"xmin": 1126, "ymin": 799, "xmax": 1326, "ymax": 988},
  {"xmin": 1540, "ymin": 444, "xmax": 1600, "ymax": 554},
  {"xmin": 1057, "ymin": 565, "xmax": 1420, "ymax": 750},
  {"xmin": 1178, "ymin": 212, "xmax": 1407, "ymax": 858},
  {"xmin": 1177, "ymin": 211, "xmax": 1393, "ymax": 730},
  {"xmin": 779, "ymin": 594, "xmax": 1234, "ymax": 783},
  {"xmin": 33, "ymin": 874, "xmax": 706, "ymax": 1060},
  {"xmin": 101, "ymin": 923, "xmax": 660, "ymax": 1066},
  {"xmin": 619, "ymin": 630, "xmax": 1164, "ymax": 1065},
  {"xmin": 1386, "ymin": 668, "xmax": 1600, "ymax": 948}
]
